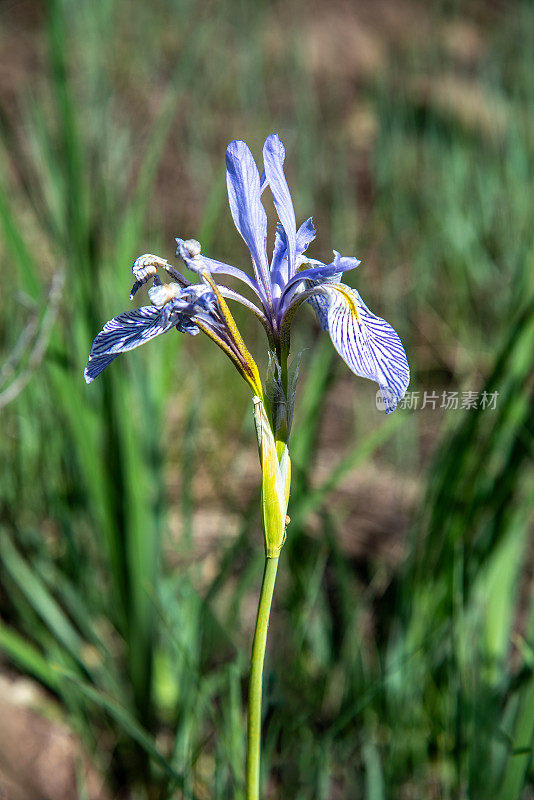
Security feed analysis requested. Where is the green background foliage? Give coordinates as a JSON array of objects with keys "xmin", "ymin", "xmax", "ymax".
[{"xmin": 0, "ymin": 0, "xmax": 533, "ymax": 797}]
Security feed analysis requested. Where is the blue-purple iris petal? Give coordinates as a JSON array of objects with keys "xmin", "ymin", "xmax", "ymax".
[
  {"xmin": 174, "ymin": 238, "xmax": 269, "ymax": 322},
  {"xmin": 176, "ymin": 318, "xmax": 201, "ymax": 335},
  {"xmin": 225, "ymin": 140, "xmax": 270, "ymax": 295},
  {"xmin": 263, "ymin": 134, "xmax": 296, "ymax": 279},
  {"xmin": 332, "ymin": 254, "xmax": 361, "ymax": 275},
  {"xmin": 278, "ymin": 252, "xmax": 361, "ymax": 313},
  {"xmin": 270, "ymin": 218, "xmax": 317, "ymax": 303},
  {"xmin": 84, "ymin": 352, "xmax": 121, "ymax": 384},
  {"xmin": 270, "ymin": 223, "xmax": 289, "ymax": 296},
  {"xmin": 271, "ymin": 223, "xmax": 287, "ymax": 270},
  {"xmin": 296, "ymin": 217, "xmax": 316, "ymax": 255},
  {"xmin": 278, "ymin": 217, "xmax": 316, "ymax": 264},
  {"xmin": 311, "ymin": 285, "xmax": 410, "ymax": 413},
  {"xmin": 88, "ymin": 306, "xmax": 176, "ymax": 357},
  {"xmin": 272, "ymin": 218, "xmax": 316, "ymax": 276},
  {"xmin": 201, "ymin": 255, "xmax": 262, "ymax": 299},
  {"xmin": 307, "ymin": 293, "xmax": 330, "ymax": 331},
  {"xmin": 84, "ymin": 305, "xmax": 188, "ymax": 384},
  {"xmin": 290, "ymin": 258, "xmax": 354, "ymax": 287}
]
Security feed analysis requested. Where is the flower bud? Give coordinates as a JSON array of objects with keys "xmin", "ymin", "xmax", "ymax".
[{"xmin": 253, "ymin": 397, "xmax": 291, "ymax": 557}]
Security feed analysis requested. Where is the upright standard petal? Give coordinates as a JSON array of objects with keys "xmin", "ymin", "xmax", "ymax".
[
  {"xmin": 263, "ymin": 134, "xmax": 296, "ymax": 280},
  {"xmin": 271, "ymin": 217, "xmax": 316, "ymax": 291},
  {"xmin": 310, "ymin": 284, "xmax": 410, "ymax": 413},
  {"xmin": 269, "ymin": 223, "xmax": 289, "ymax": 300},
  {"xmin": 295, "ymin": 217, "xmax": 316, "ymax": 255},
  {"xmin": 225, "ymin": 140, "xmax": 270, "ymax": 299}
]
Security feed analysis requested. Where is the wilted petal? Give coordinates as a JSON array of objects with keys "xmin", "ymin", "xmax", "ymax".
[
  {"xmin": 263, "ymin": 134, "xmax": 296, "ymax": 277},
  {"xmin": 225, "ymin": 140, "xmax": 270, "ymax": 293},
  {"xmin": 311, "ymin": 284, "xmax": 410, "ymax": 413}
]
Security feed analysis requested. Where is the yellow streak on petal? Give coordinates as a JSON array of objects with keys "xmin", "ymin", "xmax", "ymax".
[{"xmin": 329, "ymin": 284, "xmax": 361, "ymax": 325}]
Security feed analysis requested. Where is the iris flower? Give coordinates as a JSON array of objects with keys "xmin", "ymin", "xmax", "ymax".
[
  {"xmin": 85, "ymin": 135, "xmax": 410, "ymax": 799},
  {"xmin": 85, "ymin": 134, "xmax": 409, "ymax": 415}
]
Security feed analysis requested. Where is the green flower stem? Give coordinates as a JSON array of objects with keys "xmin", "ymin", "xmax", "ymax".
[{"xmin": 246, "ymin": 555, "xmax": 280, "ymax": 800}]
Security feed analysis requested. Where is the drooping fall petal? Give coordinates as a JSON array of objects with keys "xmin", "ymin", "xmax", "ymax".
[
  {"xmin": 84, "ymin": 305, "xmax": 197, "ymax": 384},
  {"xmin": 309, "ymin": 284, "xmax": 410, "ymax": 413}
]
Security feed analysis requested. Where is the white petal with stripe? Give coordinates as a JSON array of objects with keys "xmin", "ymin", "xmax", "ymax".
[
  {"xmin": 89, "ymin": 306, "xmax": 178, "ymax": 355},
  {"xmin": 312, "ymin": 284, "xmax": 409, "ymax": 413},
  {"xmin": 84, "ymin": 306, "xmax": 178, "ymax": 383}
]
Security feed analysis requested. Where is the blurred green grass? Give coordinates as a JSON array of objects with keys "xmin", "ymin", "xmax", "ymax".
[{"xmin": 0, "ymin": 0, "xmax": 533, "ymax": 798}]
